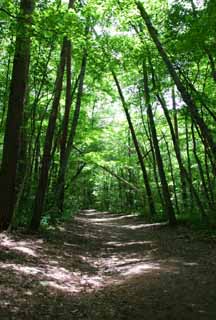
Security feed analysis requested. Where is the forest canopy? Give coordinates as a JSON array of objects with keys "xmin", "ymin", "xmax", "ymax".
[{"xmin": 0, "ymin": 0, "xmax": 215, "ymax": 231}]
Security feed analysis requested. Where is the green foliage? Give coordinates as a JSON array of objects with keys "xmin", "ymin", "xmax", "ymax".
[{"xmin": 0, "ymin": 0, "xmax": 215, "ymax": 230}]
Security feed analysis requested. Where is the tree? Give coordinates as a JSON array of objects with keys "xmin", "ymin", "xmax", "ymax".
[
  {"xmin": 113, "ymin": 71, "xmax": 156, "ymax": 218},
  {"xmin": 136, "ymin": 1, "xmax": 216, "ymax": 168},
  {"xmin": 142, "ymin": 59, "xmax": 176, "ymax": 225},
  {"xmin": 0, "ymin": 0, "xmax": 34, "ymax": 231}
]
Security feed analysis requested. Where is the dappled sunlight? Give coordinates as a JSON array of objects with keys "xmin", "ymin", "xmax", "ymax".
[
  {"xmin": 122, "ymin": 262, "xmax": 161, "ymax": 276},
  {"xmin": 84, "ymin": 251, "xmax": 184, "ymax": 281},
  {"xmin": 119, "ymin": 222, "xmax": 169, "ymax": 230},
  {"xmin": 63, "ymin": 242, "xmax": 80, "ymax": 248},
  {"xmin": 39, "ymin": 274, "xmax": 105, "ymax": 293},
  {"xmin": 0, "ymin": 234, "xmax": 42, "ymax": 257},
  {"xmin": 1, "ymin": 210, "xmax": 215, "ymax": 320},
  {"xmin": 11, "ymin": 245, "xmax": 37, "ymax": 257},
  {"xmin": 183, "ymin": 262, "xmax": 199, "ymax": 267},
  {"xmin": 0, "ymin": 260, "xmax": 107, "ymax": 294},
  {"xmin": 84, "ymin": 251, "xmax": 163, "ymax": 279},
  {"xmin": 106, "ymin": 240, "xmax": 153, "ymax": 247},
  {"xmin": 56, "ymin": 226, "xmax": 66, "ymax": 232},
  {"xmin": 82, "ymin": 212, "xmax": 169, "ymax": 230},
  {"xmin": 79, "ymin": 209, "xmax": 101, "ymax": 216},
  {"xmin": 0, "ymin": 263, "xmax": 43, "ymax": 275},
  {"xmin": 87, "ymin": 214, "xmax": 136, "ymax": 223},
  {"xmin": 39, "ymin": 280, "xmax": 80, "ymax": 293},
  {"xmin": 0, "ymin": 213, "xmax": 203, "ymax": 298}
]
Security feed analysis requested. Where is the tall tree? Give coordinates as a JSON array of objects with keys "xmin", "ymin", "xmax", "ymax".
[
  {"xmin": 136, "ymin": 1, "xmax": 216, "ymax": 167},
  {"xmin": 0, "ymin": 0, "xmax": 34, "ymax": 231},
  {"xmin": 113, "ymin": 71, "xmax": 156, "ymax": 217},
  {"xmin": 30, "ymin": 0, "xmax": 77, "ymax": 230},
  {"xmin": 142, "ymin": 60, "xmax": 176, "ymax": 225},
  {"xmin": 30, "ymin": 40, "xmax": 67, "ymax": 230},
  {"xmin": 56, "ymin": 47, "xmax": 88, "ymax": 212}
]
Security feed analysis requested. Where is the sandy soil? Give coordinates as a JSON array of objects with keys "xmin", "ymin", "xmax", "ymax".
[{"xmin": 0, "ymin": 210, "xmax": 216, "ymax": 319}]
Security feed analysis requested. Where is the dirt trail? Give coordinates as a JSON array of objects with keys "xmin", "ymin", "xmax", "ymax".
[{"xmin": 0, "ymin": 210, "xmax": 216, "ymax": 319}]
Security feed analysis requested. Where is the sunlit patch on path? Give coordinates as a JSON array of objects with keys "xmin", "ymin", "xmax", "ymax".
[{"xmin": 0, "ymin": 210, "xmax": 216, "ymax": 319}]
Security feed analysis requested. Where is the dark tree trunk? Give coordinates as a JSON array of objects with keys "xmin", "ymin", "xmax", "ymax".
[
  {"xmin": 189, "ymin": 0, "xmax": 216, "ymax": 83},
  {"xmin": 56, "ymin": 0, "xmax": 76, "ymax": 212},
  {"xmin": 98, "ymin": 164, "xmax": 140, "ymax": 193},
  {"xmin": 58, "ymin": 40, "xmax": 72, "ymax": 210},
  {"xmin": 163, "ymin": 133, "xmax": 180, "ymax": 215},
  {"xmin": 113, "ymin": 71, "xmax": 156, "ymax": 217},
  {"xmin": 0, "ymin": 0, "xmax": 34, "ymax": 231},
  {"xmin": 30, "ymin": 39, "xmax": 67, "ymax": 231},
  {"xmin": 142, "ymin": 61, "xmax": 176, "ymax": 225},
  {"xmin": 0, "ymin": 54, "xmax": 11, "ymax": 129},
  {"xmin": 56, "ymin": 48, "xmax": 87, "ymax": 213},
  {"xmin": 191, "ymin": 123, "xmax": 212, "ymax": 210},
  {"xmin": 172, "ymin": 87, "xmax": 179, "ymax": 146},
  {"xmin": 148, "ymin": 56, "xmax": 188, "ymax": 208},
  {"xmin": 13, "ymin": 108, "xmax": 29, "ymax": 225},
  {"xmin": 127, "ymin": 133, "xmax": 135, "ymax": 210},
  {"xmin": 139, "ymin": 96, "xmax": 164, "ymax": 208},
  {"xmin": 136, "ymin": 1, "xmax": 216, "ymax": 165},
  {"xmin": 157, "ymin": 94, "xmax": 187, "ymax": 206}
]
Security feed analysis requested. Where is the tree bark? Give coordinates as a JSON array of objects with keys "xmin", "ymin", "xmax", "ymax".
[
  {"xmin": 113, "ymin": 71, "xmax": 156, "ymax": 217},
  {"xmin": 142, "ymin": 61, "xmax": 176, "ymax": 225},
  {"xmin": 191, "ymin": 122, "xmax": 212, "ymax": 211},
  {"xmin": 136, "ymin": 1, "xmax": 216, "ymax": 165},
  {"xmin": 163, "ymin": 133, "xmax": 180, "ymax": 215},
  {"xmin": 56, "ymin": 48, "xmax": 87, "ymax": 213},
  {"xmin": 30, "ymin": 39, "xmax": 67, "ymax": 231},
  {"xmin": 139, "ymin": 96, "xmax": 165, "ymax": 209},
  {"xmin": 0, "ymin": 0, "xmax": 34, "ymax": 231}
]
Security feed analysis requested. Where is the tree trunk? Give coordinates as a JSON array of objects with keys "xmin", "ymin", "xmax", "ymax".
[
  {"xmin": 191, "ymin": 122, "xmax": 212, "ymax": 210},
  {"xmin": 139, "ymin": 95, "xmax": 164, "ymax": 209},
  {"xmin": 172, "ymin": 86, "xmax": 179, "ymax": 145},
  {"xmin": 30, "ymin": 39, "xmax": 67, "ymax": 231},
  {"xmin": 0, "ymin": 54, "xmax": 11, "ymax": 129},
  {"xmin": 136, "ymin": 1, "xmax": 216, "ymax": 165},
  {"xmin": 56, "ymin": 48, "xmax": 87, "ymax": 213},
  {"xmin": 163, "ymin": 133, "xmax": 180, "ymax": 215},
  {"xmin": 142, "ymin": 61, "xmax": 176, "ymax": 225},
  {"xmin": 113, "ymin": 71, "xmax": 156, "ymax": 217},
  {"xmin": 56, "ymin": 0, "xmax": 78, "ymax": 210},
  {"xmin": 0, "ymin": 0, "xmax": 34, "ymax": 231}
]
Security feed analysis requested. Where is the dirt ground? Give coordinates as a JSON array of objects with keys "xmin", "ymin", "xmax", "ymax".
[{"xmin": 0, "ymin": 210, "xmax": 216, "ymax": 319}]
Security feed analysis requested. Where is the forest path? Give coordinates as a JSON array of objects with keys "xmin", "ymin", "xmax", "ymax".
[{"xmin": 0, "ymin": 210, "xmax": 216, "ymax": 319}]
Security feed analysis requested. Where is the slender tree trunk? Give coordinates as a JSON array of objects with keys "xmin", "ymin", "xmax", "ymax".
[
  {"xmin": 97, "ymin": 163, "xmax": 140, "ymax": 192},
  {"xmin": 179, "ymin": 70, "xmax": 216, "ymax": 123},
  {"xmin": 189, "ymin": 0, "xmax": 216, "ymax": 83},
  {"xmin": 136, "ymin": 1, "xmax": 216, "ymax": 165},
  {"xmin": 59, "ymin": 40, "xmax": 72, "ymax": 196},
  {"xmin": 127, "ymin": 133, "xmax": 135, "ymax": 210},
  {"xmin": 185, "ymin": 115, "xmax": 194, "ymax": 210},
  {"xmin": 139, "ymin": 96, "xmax": 164, "ymax": 208},
  {"xmin": 0, "ymin": 0, "xmax": 34, "ymax": 231},
  {"xmin": 204, "ymin": 145, "xmax": 215, "ymax": 207},
  {"xmin": 56, "ymin": 48, "xmax": 87, "ymax": 212},
  {"xmin": 13, "ymin": 108, "xmax": 29, "ymax": 224},
  {"xmin": 142, "ymin": 61, "xmax": 176, "ymax": 225},
  {"xmin": 30, "ymin": 39, "xmax": 67, "ymax": 231},
  {"xmin": 163, "ymin": 133, "xmax": 180, "ymax": 215},
  {"xmin": 191, "ymin": 123, "xmax": 212, "ymax": 210},
  {"xmin": 113, "ymin": 71, "xmax": 156, "ymax": 217},
  {"xmin": 172, "ymin": 86, "xmax": 179, "ymax": 145},
  {"xmin": 0, "ymin": 54, "xmax": 11, "ymax": 129},
  {"xmin": 157, "ymin": 94, "xmax": 187, "ymax": 204},
  {"xmin": 148, "ymin": 57, "xmax": 188, "ymax": 208}
]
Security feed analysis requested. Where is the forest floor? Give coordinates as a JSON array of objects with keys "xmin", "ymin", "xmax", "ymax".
[{"xmin": 0, "ymin": 210, "xmax": 216, "ymax": 320}]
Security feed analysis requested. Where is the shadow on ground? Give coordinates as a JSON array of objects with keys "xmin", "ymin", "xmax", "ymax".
[{"xmin": 0, "ymin": 210, "xmax": 216, "ymax": 319}]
